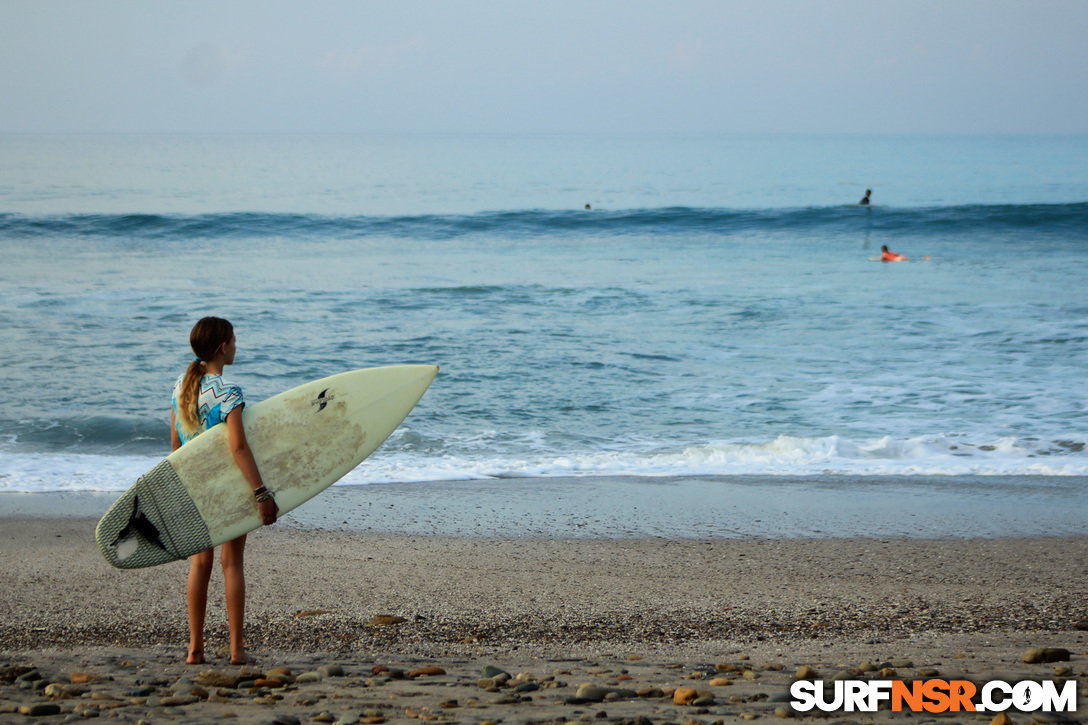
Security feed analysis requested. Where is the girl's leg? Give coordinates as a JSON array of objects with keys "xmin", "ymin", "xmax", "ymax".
[
  {"xmin": 187, "ymin": 549, "xmax": 215, "ymax": 664},
  {"xmin": 221, "ymin": 534, "xmax": 248, "ymax": 664}
]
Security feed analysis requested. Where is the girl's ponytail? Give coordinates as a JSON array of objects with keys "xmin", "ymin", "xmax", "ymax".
[{"xmin": 176, "ymin": 358, "xmax": 207, "ymax": 438}]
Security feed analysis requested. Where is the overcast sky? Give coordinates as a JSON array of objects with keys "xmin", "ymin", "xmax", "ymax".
[{"xmin": 2, "ymin": 0, "xmax": 1086, "ymax": 134}]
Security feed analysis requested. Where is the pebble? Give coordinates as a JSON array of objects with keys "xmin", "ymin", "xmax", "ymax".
[
  {"xmin": 255, "ymin": 677, "xmax": 286, "ymax": 688},
  {"xmin": 172, "ymin": 677, "xmax": 195, "ymax": 693},
  {"xmin": 673, "ymin": 687, "xmax": 698, "ymax": 705},
  {"xmin": 196, "ymin": 670, "xmax": 244, "ymax": 688},
  {"xmin": 74, "ymin": 704, "xmax": 102, "ymax": 718},
  {"xmin": 1022, "ymin": 647, "xmax": 1071, "ymax": 663},
  {"xmin": 576, "ymin": 684, "xmax": 612, "ymax": 702},
  {"xmin": 21, "ymin": 703, "xmax": 62, "ymax": 717},
  {"xmin": 44, "ymin": 682, "xmax": 76, "ymax": 698},
  {"xmin": 372, "ymin": 665, "xmax": 404, "ymax": 677},
  {"xmin": 409, "ymin": 665, "xmax": 446, "ymax": 677},
  {"xmin": 266, "ymin": 667, "xmax": 295, "ymax": 682}
]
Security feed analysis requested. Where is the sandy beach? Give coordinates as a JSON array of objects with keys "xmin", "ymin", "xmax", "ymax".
[{"xmin": 3, "ymin": 493, "xmax": 1088, "ymax": 724}]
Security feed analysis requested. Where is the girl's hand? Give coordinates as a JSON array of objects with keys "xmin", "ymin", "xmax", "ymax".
[{"xmin": 258, "ymin": 497, "xmax": 279, "ymax": 526}]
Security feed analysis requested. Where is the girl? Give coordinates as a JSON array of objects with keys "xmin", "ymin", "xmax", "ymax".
[{"xmin": 170, "ymin": 316, "xmax": 278, "ymax": 665}]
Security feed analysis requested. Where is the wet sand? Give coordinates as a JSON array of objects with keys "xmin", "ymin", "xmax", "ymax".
[{"xmin": 4, "ymin": 473, "xmax": 1088, "ymax": 539}]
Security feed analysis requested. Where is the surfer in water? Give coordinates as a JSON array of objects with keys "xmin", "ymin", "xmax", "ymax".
[
  {"xmin": 880, "ymin": 245, "xmax": 908, "ymax": 262},
  {"xmin": 860, "ymin": 189, "xmax": 872, "ymax": 205},
  {"xmin": 171, "ymin": 316, "xmax": 278, "ymax": 665}
]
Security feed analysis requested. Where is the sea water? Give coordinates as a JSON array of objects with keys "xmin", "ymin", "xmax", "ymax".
[{"xmin": 1, "ymin": 134, "xmax": 1087, "ymax": 495}]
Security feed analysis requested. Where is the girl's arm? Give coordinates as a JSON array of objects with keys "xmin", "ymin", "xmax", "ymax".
[{"xmin": 225, "ymin": 407, "xmax": 278, "ymax": 525}]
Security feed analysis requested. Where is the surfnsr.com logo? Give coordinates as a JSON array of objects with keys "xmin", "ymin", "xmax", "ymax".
[{"xmin": 790, "ymin": 678, "xmax": 1077, "ymax": 713}]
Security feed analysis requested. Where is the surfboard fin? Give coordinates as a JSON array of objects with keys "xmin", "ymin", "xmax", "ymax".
[{"xmin": 110, "ymin": 495, "xmax": 167, "ymax": 554}]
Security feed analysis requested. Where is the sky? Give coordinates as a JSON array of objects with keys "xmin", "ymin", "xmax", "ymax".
[{"xmin": 1, "ymin": 0, "xmax": 1086, "ymax": 135}]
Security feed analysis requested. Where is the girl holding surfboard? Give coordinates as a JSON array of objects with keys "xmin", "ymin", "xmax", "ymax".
[{"xmin": 171, "ymin": 316, "xmax": 278, "ymax": 665}]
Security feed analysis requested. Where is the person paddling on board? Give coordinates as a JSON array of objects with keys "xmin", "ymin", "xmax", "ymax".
[
  {"xmin": 860, "ymin": 189, "xmax": 872, "ymax": 205},
  {"xmin": 171, "ymin": 317, "xmax": 278, "ymax": 665},
  {"xmin": 880, "ymin": 245, "xmax": 908, "ymax": 262}
]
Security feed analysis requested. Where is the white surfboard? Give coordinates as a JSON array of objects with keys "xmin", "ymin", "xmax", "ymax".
[{"xmin": 96, "ymin": 365, "xmax": 438, "ymax": 569}]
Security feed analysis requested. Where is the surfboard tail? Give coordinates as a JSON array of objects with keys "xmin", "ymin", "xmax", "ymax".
[{"xmin": 96, "ymin": 459, "xmax": 212, "ymax": 569}]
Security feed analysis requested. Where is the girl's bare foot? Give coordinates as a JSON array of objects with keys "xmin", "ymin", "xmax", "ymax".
[
  {"xmin": 186, "ymin": 650, "xmax": 205, "ymax": 665},
  {"xmin": 230, "ymin": 652, "xmax": 254, "ymax": 666}
]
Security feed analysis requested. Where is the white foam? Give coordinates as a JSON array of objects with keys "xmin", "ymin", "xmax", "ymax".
[
  {"xmin": 2, "ymin": 433, "xmax": 1084, "ymax": 494},
  {"xmin": 0, "ymin": 453, "xmax": 161, "ymax": 493}
]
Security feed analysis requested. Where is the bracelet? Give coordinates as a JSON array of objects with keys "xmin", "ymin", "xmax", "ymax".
[{"xmin": 253, "ymin": 487, "xmax": 274, "ymax": 502}]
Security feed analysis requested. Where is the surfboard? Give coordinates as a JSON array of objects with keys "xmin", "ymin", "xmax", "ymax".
[{"xmin": 96, "ymin": 365, "xmax": 438, "ymax": 569}]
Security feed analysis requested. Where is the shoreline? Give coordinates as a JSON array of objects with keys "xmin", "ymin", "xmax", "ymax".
[{"xmin": 3, "ymin": 473, "xmax": 1088, "ymax": 540}]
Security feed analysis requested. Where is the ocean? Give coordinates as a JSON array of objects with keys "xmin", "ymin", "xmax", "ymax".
[{"xmin": 2, "ymin": 133, "xmax": 1087, "ymax": 506}]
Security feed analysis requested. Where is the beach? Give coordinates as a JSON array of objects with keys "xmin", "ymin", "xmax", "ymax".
[
  {"xmin": 3, "ymin": 483, "xmax": 1087, "ymax": 724},
  {"xmin": 2, "ymin": 133, "xmax": 1088, "ymax": 722}
]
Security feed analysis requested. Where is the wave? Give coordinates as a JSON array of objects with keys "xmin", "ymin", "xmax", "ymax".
[
  {"xmin": 2, "ymin": 203, "xmax": 1086, "ymax": 241},
  {"xmin": 2, "ymin": 432, "xmax": 1086, "ymax": 493}
]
